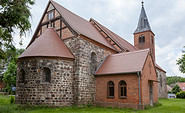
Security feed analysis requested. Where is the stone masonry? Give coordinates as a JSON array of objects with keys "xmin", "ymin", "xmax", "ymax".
[
  {"xmin": 156, "ymin": 68, "xmax": 167, "ymax": 98},
  {"xmin": 63, "ymin": 36, "xmax": 112, "ymax": 105},
  {"xmin": 16, "ymin": 58, "xmax": 74, "ymax": 106}
]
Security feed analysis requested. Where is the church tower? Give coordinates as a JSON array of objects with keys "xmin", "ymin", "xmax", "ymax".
[{"xmin": 134, "ymin": 2, "xmax": 155, "ymax": 61}]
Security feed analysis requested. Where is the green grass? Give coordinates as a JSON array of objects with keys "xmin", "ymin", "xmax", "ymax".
[{"xmin": 0, "ymin": 95, "xmax": 185, "ymax": 113}]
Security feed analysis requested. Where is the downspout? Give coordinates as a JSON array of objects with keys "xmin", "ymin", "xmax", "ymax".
[{"xmin": 137, "ymin": 72, "xmax": 141, "ymax": 110}]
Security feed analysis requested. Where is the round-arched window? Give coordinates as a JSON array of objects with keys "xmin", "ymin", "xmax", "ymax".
[
  {"xmin": 90, "ymin": 52, "xmax": 97, "ymax": 75},
  {"xmin": 19, "ymin": 69, "xmax": 25, "ymax": 83},
  {"xmin": 107, "ymin": 81, "xmax": 114, "ymax": 98},
  {"xmin": 139, "ymin": 35, "xmax": 145, "ymax": 43},
  {"xmin": 119, "ymin": 80, "xmax": 127, "ymax": 98},
  {"xmin": 43, "ymin": 67, "xmax": 51, "ymax": 83}
]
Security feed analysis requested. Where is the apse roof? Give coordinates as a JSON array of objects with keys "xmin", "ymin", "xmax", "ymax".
[
  {"xmin": 95, "ymin": 49, "xmax": 150, "ymax": 75},
  {"xmin": 18, "ymin": 28, "xmax": 74, "ymax": 59}
]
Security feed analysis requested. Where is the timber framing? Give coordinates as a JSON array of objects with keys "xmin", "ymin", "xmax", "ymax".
[
  {"xmin": 27, "ymin": 1, "xmax": 78, "ymax": 48},
  {"xmin": 90, "ymin": 19, "xmax": 125, "ymax": 52}
]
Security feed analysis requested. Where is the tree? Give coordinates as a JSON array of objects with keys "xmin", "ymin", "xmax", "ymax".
[
  {"xmin": 171, "ymin": 85, "xmax": 182, "ymax": 94},
  {"xmin": 177, "ymin": 46, "xmax": 185, "ymax": 74},
  {"xmin": 2, "ymin": 48, "xmax": 24, "ymax": 94},
  {"xmin": 167, "ymin": 76, "xmax": 185, "ymax": 85},
  {"xmin": 0, "ymin": 0, "xmax": 35, "ymax": 59}
]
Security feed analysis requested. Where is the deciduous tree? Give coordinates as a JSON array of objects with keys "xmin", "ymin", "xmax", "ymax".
[
  {"xmin": 177, "ymin": 46, "xmax": 185, "ymax": 74},
  {"xmin": 0, "ymin": 0, "xmax": 35, "ymax": 58}
]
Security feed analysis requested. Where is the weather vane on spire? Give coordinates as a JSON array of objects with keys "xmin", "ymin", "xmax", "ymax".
[{"xmin": 141, "ymin": 1, "xmax": 144, "ymax": 7}]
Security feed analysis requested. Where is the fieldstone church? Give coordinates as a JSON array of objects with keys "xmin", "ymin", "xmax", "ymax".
[{"xmin": 16, "ymin": 0, "xmax": 167, "ymax": 109}]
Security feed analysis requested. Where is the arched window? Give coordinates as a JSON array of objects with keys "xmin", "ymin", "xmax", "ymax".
[
  {"xmin": 107, "ymin": 81, "xmax": 114, "ymax": 98},
  {"xmin": 90, "ymin": 52, "xmax": 97, "ymax": 75},
  {"xmin": 139, "ymin": 35, "xmax": 145, "ymax": 43},
  {"xmin": 19, "ymin": 69, "xmax": 25, "ymax": 83},
  {"xmin": 43, "ymin": 67, "xmax": 51, "ymax": 83},
  {"xmin": 119, "ymin": 80, "xmax": 127, "ymax": 98}
]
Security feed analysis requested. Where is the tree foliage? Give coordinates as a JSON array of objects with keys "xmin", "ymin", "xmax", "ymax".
[
  {"xmin": 177, "ymin": 46, "xmax": 185, "ymax": 74},
  {"xmin": 176, "ymin": 91, "xmax": 185, "ymax": 99},
  {"xmin": 2, "ymin": 48, "xmax": 24, "ymax": 94},
  {"xmin": 167, "ymin": 76, "xmax": 185, "ymax": 85},
  {"xmin": 171, "ymin": 85, "xmax": 182, "ymax": 94},
  {"xmin": 0, "ymin": 0, "xmax": 35, "ymax": 59}
]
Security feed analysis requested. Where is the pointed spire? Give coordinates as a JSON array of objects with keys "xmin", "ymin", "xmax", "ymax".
[{"xmin": 134, "ymin": 1, "xmax": 151, "ymax": 34}]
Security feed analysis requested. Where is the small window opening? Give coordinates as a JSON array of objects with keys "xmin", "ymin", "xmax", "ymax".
[
  {"xmin": 160, "ymin": 75, "xmax": 162, "ymax": 87},
  {"xmin": 19, "ymin": 69, "xmax": 25, "ymax": 83},
  {"xmin": 90, "ymin": 52, "xmax": 97, "ymax": 75},
  {"xmin": 151, "ymin": 36, "xmax": 154, "ymax": 44},
  {"xmin": 48, "ymin": 11, "xmax": 54, "ymax": 20},
  {"xmin": 139, "ymin": 35, "xmax": 145, "ymax": 43},
  {"xmin": 43, "ymin": 67, "xmax": 51, "ymax": 83}
]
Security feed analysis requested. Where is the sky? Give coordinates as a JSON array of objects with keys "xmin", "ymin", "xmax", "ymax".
[{"xmin": 13, "ymin": 0, "xmax": 185, "ymax": 77}]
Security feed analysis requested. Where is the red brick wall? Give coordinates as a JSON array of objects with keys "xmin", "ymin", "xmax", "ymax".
[
  {"xmin": 141, "ymin": 53, "xmax": 158, "ymax": 107},
  {"xmin": 134, "ymin": 31, "xmax": 155, "ymax": 61},
  {"xmin": 95, "ymin": 53, "xmax": 158, "ymax": 109},
  {"xmin": 95, "ymin": 74, "xmax": 139, "ymax": 109}
]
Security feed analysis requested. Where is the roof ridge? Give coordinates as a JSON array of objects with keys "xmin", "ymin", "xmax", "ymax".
[{"xmin": 51, "ymin": 0, "xmax": 89, "ymax": 23}]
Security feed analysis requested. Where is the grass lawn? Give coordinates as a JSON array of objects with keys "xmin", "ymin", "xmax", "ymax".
[{"xmin": 0, "ymin": 95, "xmax": 185, "ymax": 113}]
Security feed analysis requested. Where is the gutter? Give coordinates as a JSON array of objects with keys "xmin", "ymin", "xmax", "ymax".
[
  {"xmin": 94, "ymin": 71, "xmax": 139, "ymax": 76},
  {"xmin": 137, "ymin": 72, "xmax": 141, "ymax": 110},
  {"xmin": 95, "ymin": 54, "xmax": 109, "ymax": 73}
]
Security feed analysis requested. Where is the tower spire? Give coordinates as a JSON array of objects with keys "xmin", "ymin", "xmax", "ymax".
[
  {"xmin": 141, "ymin": 1, "xmax": 144, "ymax": 7},
  {"xmin": 134, "ymin": 2, "xmax": 151, "ymax": 34}
]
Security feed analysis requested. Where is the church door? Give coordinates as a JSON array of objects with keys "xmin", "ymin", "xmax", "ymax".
[{"xmin": 149, "ymin": 83, "xmax": 153, "ymax": 106}]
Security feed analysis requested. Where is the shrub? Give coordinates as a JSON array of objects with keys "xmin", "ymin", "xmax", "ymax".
[
  {"xmin": 10, "ymin": 96, "xmax": 15, "ymax": 104},
  {"xmin": 171, "ymin": 85, "xmax": 182, "ymax": 94},
  {"xmin": 176, "ymin": 91, "xmax": 185, "ymax": 99}
]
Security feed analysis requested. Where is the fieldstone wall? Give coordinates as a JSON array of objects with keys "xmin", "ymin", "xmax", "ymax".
[
  {"xmin": 16, "ymin": 58, "xmax": 74, "ymax": 106},
  {"xmin": 156, "ymin": 68, "xmax": 167, "ymax": 98},
  {"xmin": 63, "ymin": 36, "xmax": 112, "ymax": 105}
]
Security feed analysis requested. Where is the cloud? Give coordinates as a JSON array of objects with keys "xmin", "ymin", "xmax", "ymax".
[{"xmin": 156, "ymin": 36, "xmax": 185, "ymax": 77}]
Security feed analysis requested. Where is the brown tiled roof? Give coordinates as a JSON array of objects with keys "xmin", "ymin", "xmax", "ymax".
[
  {"xmin": 91, "ymin": 19, "xmax": 138, "ymax": 52},
  {"xmin": 50, "ymin": 0, "xmax": 116, "ymax": 51},
  {"xmin": 95, "ymin": 49, "xmax": 149, "ymax": 75},
  {"xmin": 155, "ymin": 63, "xmax": 166, "ymax": 73},
  {"xmin": 18, "ymin": 28, "xmax": 74, "ymax": 59},
  {"xmin": 176, "ymin": 83, "xmax": 185, "ymax": 91}
]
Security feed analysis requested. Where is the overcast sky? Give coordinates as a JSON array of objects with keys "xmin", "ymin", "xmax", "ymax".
[{"xmin": 14, "ymin": 0, "xmax": 185, "ymax": 77}]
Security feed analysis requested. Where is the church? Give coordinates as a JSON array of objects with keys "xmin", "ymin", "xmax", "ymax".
[{"xmin": 16, "ymin": 0, "xmax": 167, "ymax": 109}]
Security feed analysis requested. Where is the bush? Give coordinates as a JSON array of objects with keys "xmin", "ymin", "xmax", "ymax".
[
  {"xmin": 176, "ymin": 91, "xmax": 185, "ymax": 99},
  {"xmin": 171, "ymin": 85, "xmax": 182, "ymax": 94},
  {"xmin": 10, "ymin": 96, "xmax": 15, "ymax": 104}
]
